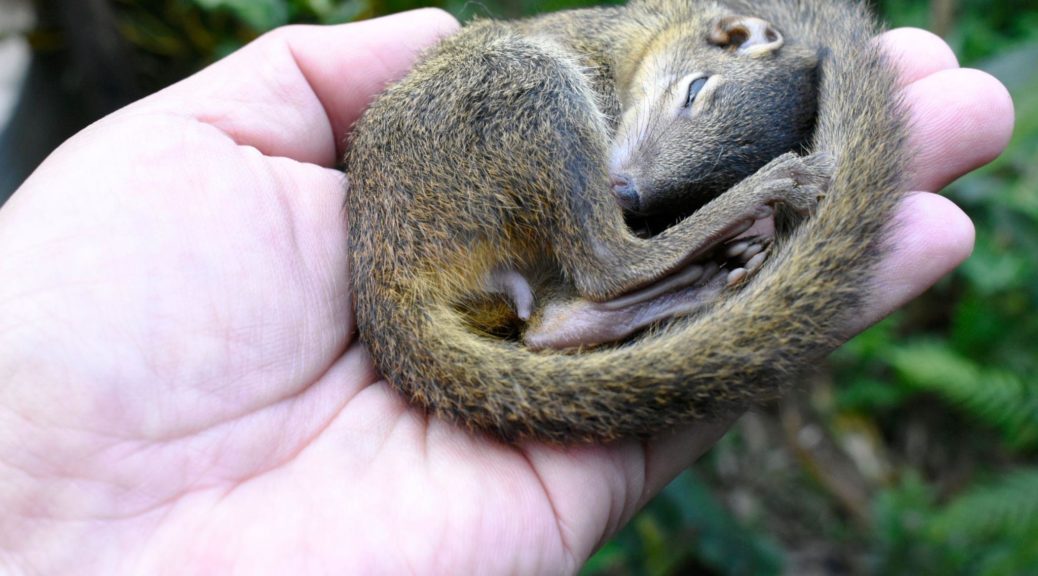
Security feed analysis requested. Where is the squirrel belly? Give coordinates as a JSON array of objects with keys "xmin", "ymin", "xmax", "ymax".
[{"xmin": 344, "ymin": 0, "xmax": 907, "ymax": 443}]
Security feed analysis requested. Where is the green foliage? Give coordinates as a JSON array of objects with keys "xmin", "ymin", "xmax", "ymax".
[
  {"xmin": 186, "ymin": 0, "xmax": 371, "ymax": 28},
  {"xmin": 889, "ymin": 341, "xmax": 1038, "ymax": 449},
  {"xmin": 931, "ymin": 469, "xmax": 1038, "ymax": 541},
  {"xmin": 583, "ymin": 471, "xmax": 783, "ymax": 576},
  {"xmin": 871, "ymin": 474, "xmax": 947, "ymax": 575},
  {"xmin": 109, "ymin": 0, "xmax": 376, "ymax": 93},
  {"xmin": 870, "ymin": 471, "xmax": 1038, "ymax": 576},
  {"xmin": 877, "ymin": 0, "xmax": 1038, "ymax": 62},
  {"xmin": 191, "ymin": 0, "xmax": 290, "ymax": 29}
]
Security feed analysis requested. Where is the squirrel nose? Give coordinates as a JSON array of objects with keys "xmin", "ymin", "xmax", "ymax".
[{"xmin": 611, "ymin": 174, "xmax": 640, "ymax": 212}]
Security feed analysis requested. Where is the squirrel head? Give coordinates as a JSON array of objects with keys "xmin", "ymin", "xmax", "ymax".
[{"xmin": 609, "ymin": 13, "xmax": 820, "ymax": 221}]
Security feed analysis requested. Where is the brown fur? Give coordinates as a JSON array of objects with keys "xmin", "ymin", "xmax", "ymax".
[{"xmin": 344, "ymin": 0, "xmax": 907, "ymax": 442}]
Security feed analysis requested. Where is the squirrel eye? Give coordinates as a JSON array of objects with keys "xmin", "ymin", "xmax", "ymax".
[{"xmin": 684, "ymin": 76, "xmax": 709, "ymax": 108}]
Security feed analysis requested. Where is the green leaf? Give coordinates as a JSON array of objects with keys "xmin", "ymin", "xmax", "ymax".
[
  {"xmin": 931, "ymin": 469, "xmax": 1038, "ymax": 541},
  {"xmin": 192, "ymin": 0, "xmax": 290, "ymax": 31},
  {"xmin": 871, "ymin": 474, "xmax": 952, "ymax": 575},
  {"xmin": 835, "ymin": 376, "xmax": 914, "ymax": 411},
  {"xmin": 889, "ymin": 341, "xmax": 1038, "ymax": 449},
  {"xmin": 662, "ymin": 472, "xmax": 784, "ymax": 576},
  {"xmin": 305, "ymin": 0, "xmax": 369, "ymax": 23},
  {"xmin": 959, "ymin": 231, "xmax": 1029, "ymax": 295}
]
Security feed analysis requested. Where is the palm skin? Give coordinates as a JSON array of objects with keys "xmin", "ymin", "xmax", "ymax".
[{"xmin": 0, "ymin": 10, "xmax": 1012, "ymax": 574}]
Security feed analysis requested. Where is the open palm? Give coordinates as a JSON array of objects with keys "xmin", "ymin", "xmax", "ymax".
[{"xmin": 0, "ymin": 10, "xmax": 1011, "ymax": 574}]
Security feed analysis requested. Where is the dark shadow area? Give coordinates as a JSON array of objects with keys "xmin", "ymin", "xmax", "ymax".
[{"xmin": 0, "ymin": 0, "xmax": 140, "ymax": 205}]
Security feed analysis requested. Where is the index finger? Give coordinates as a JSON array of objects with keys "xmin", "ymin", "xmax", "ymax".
[{"xmin": 124, "ymin": 10, "xmax": 460, "ymax": 166}]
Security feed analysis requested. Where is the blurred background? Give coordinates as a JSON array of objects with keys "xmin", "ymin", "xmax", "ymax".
[{"xmin": 1, "ymin": 0, "xmax": 1035, "ymax": 573}]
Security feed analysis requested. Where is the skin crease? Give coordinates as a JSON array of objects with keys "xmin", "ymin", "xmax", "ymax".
[{"xmin": 0, "ymin": 8, "xmax": 1013, "ymax": 575}]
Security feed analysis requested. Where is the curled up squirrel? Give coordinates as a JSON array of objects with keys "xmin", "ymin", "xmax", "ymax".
[{"xmin": 344, "ymin": 0, "xmax": 907, "ymax": 442}]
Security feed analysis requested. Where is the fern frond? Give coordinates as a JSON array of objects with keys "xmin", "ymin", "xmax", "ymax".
[
  {"xmin": 889, "ymin": 341, "xmax": 1038, "ymax": 449},
  {"xmin": 930, "ymin": 468, "xmax": 1038, "ymax": 540}
]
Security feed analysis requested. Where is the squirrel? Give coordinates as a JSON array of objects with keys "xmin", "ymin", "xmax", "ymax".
[{"xmin": 344, "ymin": 0, "xmax": 906, "ymax": 442}]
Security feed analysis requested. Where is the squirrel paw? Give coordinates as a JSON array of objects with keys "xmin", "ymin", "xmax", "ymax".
[
  {"xmin": 754, "ymin": 151, "xmax": 835, "ymax": 216},
  {"xmin": 722, "ymin": 235, "xmax": 773, "ymax": 288}
]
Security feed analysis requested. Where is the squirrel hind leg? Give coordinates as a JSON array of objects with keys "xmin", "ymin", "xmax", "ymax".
[
  {"xmin": 525, "ymin": 272, "xmax": 723, "ymax": 351},
  {"xmin": 525, "ymin": 231, "xmax": 773, "ymax": 351}
]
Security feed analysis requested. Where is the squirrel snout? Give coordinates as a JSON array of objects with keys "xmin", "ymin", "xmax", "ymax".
[{"xmin": 611, "ymin": 174, "xmax": 640, "ymax": 212}]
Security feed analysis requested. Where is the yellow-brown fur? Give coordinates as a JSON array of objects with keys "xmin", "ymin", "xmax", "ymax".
[{"xmin": 345, "ymin": 0, "xmax": 906, "ymax": 442}]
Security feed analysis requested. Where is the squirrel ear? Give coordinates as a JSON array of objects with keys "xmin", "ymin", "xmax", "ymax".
[{"xmin": 709, "ymin": 15, "xmax": 784, "ymax": 56}]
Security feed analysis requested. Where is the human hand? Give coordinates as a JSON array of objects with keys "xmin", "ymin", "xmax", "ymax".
[{"xmin": 0, "ymin": 10, "xmax": 1012, "ymax": 574}]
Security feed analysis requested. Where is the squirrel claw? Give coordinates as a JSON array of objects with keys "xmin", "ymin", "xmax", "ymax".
[{"xmin": 757, "ymin": 151, "xmax": 835, "ymax": 216}]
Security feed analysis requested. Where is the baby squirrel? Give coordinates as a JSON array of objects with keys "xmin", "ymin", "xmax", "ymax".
[{"xmin": 345, "ymin": 0, "xmax": 906, "ymax": 442}]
